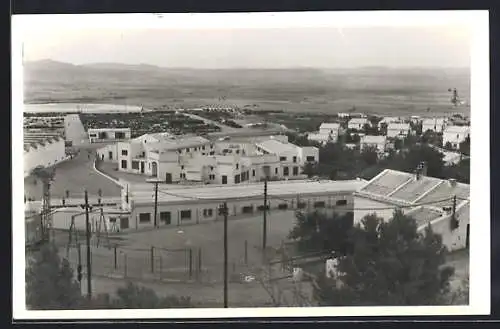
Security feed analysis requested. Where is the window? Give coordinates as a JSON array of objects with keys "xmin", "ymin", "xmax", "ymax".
[
  {"xmin": 139, "ymin": 213, "xmax": 151, "ymax": 223},
  {"xmin": 306, "ymin": 156, "xmax": 315, "ymax": 162},
  {"xmin": 160, "ymin": 212, "xmax": 171, "ymax": 224},
  {"xmin": 293, "ymin": 156, "xmax": 297, "ymax": 163},
  {"xmin": 131, "ymin": 161, "xmax": 139, "ymax": 170},
  {"xmin": 180, "ymin": 173, "xmax": 186, "ymax": 179},
  {"xmin": 181, "ymin": 165, "xmax": 185, "ymax": 170},
  {"xmin": 121, "ymin": 160, "xmax": 128, "ymax": 169},
  {"xmin": 90, "ymin": 133, "xmax": 97, "ymax": 138},
  {"xmin": 297, "ymin": 202, "xmax": 307, "ymax": 209},
  {"xmin": 236, "ymin": 150, "xmax": 240, "ymax": 154},
  {"xmin": 280, "ymin": 156, "xmax": 287, "ymax": 161},
  {"xmin": 210, "ymin": 144, "xmax": 214, "ymax": 148},
  {"xmin": 218, "ymin": 205, "xmax": 227, "ymax": 215},
  {"xmin": 115, "ymin": 132, "xmax": 125, "ymax": 139},
  {"xmin": 336, "ymin": 199, "xmax": 347, "ymax": 206},
  {"xmin": 149, "ymin": 163, "xmax": 151, "ymax": 169},
  {"xmin": 180, "ymin": 210, "xmax": 192, "ymax": 220},
  {"xmin": 235, "ymin": 174, "xmax": 241, "ymax": 184},
  {"xmin": 252, "ymin": 169, "xmax": 256, "ymax": 177},
  {"xmin": 314, "ymin": 201, "xmax": 326, "ymax": 208},
  {"xmin": 242, "ymin": 206, "xmax": 254, "ymax": 214},
  {"xmin": 278, "ymin": 203, "xmax": 288, "ymax": 210},
  {"xmin": 202, "ymin": 146, "xmax": 206, "ymax": 150},
  {"xmin": 210, "ymin": 151, "xmax": 215, "ymax": 155},
  {"xmin": 275, "ymin": 168, "xmax": 278, "ymax": 174},
  {"xmin": 186, "ymin": 148, "xmax": 190, "ymax": 152},
  {"xmin": 203, "ymin": 209, "xmax": 213, "ymax": 217},
  {"xmin": 293, "ymin": 167, "xmax": 299, "ymax": 176},
  {"xmin": 283, "ymin": 167, "xmax": 289, "ymax": 176},
  {"xmin": 121, "ymin": 149, "xmax": 128, "ymax": 156},
  {"xmin": 257, "ymin": 204, "xmax": 270, "ymax": 211},
  {"xmin": 222, "ymin": 175, "xmax": 228, "ymax": 184},
  {"xmin": 236, "ymin": 163, "xmax": 239, "ymax": 169}
]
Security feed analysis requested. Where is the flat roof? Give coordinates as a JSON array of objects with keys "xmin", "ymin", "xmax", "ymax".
[
  {"xmin": 129, "ymin": 179, "xmax": 366, "ymax": 205},
  {"xmin": 387, "ymin": 123, "xmax": 410, "ymax": 129},
  {"xmin": 256, "ymin": 139, "xmax": 299, "ymax": 154},
  {"xmin": 320, "ymin": 123, "xmax": 340, "ymax": 129},
  {"xmin": 349, "ymin": 118, "xmax": 369, "ymax": 124}
]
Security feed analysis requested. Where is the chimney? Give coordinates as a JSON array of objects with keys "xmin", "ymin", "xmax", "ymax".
[{"xmin": 449, "ymin": 178, "xmax": 457, "ymax": 187}]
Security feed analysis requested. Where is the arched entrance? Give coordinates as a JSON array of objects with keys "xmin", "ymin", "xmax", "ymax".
[{"xmin": 151, "ymin": 162, "xmax": 158, "ymax": 177}]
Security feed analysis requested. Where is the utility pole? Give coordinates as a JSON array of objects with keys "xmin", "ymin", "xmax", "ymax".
[
  {"xmin": 223, "ymin": 202, "xmax": 228, "ymax": 308},
  {"xmin": 263, "ymin": 178, "xmax": 268, "ymax": 253},
  {"xmin": 154, "ymin": 181, "xmax": 159, "ymax": 228},
  {"xmin": 452, "ymin": 195, "xmax": 458, "ymax": 229},
  {"xmin": 83, "ymin": 190, "xmax": 92, "ymax": 300}
]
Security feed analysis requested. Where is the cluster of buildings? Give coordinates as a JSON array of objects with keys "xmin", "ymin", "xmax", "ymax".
[
  {"xmin": 307, "ymin": 115, "xmax": 470, "ymax": 153},
  {"xmin": 97, "ymin": 131, "xmax": 319, "ymax": 185}
]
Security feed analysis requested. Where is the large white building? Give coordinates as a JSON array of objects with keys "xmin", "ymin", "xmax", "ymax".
[
  {"xmin": 118, "ymin": 179, "xmax": 366, "ymax": 230},
  {"xmin": 443, "ymin": 125, "xmax": 470, "ymax": 150},
  {"xmin": 422, "ymin": 118, "xmax": 447, "ymax": 134},
  {"xmin": 24, "ymin": 132, "xmax": 66, "ymax": 177},
  {"xmin": 98, "ymin": 133, "xmax": 319, "ymax": 185},
  {"xmin": 88, "ymin": 128, "xmax": 131, "ymax": 143},
  {"xmin": 386, "ymin": 123, "xmax": 411, "ymax": 139},
  {"xmin": 353, "ymin": 168, "xmax": 470, "ymax": 251},
  {"xmin": 308, "ymin": 122, "xmax": 341, "ymax": 144}
]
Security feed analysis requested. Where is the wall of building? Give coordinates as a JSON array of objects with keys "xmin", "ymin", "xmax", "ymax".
[
  {"xmin": 353, "ymin": 195, "xmax": 398, "ymax": 225},
  {"xmin": 126, "ymin": 191, "xmax": 357, "ymax": 231},
  {"xmin": 88, "ymin": 128, "xmax": 131, "ymax": 143},
  {"xmin": 443, "ymin": 130, "xmax": 470, "ymax": 149},
  {"xmin": 97, "ymin": 144, "xmax": 119, "ymax": 162},
  {"xmin": 24, "ymin": 139, "xmax": 66, "ymax": 176},
  {"xmin": 422, "ymin": 203, "xmax": 469, "ymax": 251}
]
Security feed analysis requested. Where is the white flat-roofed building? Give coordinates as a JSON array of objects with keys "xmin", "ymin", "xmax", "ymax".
[
  {"xmin": 360, "ymin": 135, "xmax": 387, "ymax": 153},
  {"xmin": 307, "ymin": 122, "xmax": 341, "ymax": 144},
  {"xmin": 354, "ymin": 168, "xmax": 470, "ymax": 251},
  {"xmin": 443, "ymin": 125, "xmax": 470, "ymax": 150},
  {"xmin": 378, "ymin": 117, "xmax": 402, "ymax": 129},
  {"xmin": 24, "ymin": 132, "xmax": 66, "ymax": 177},
  {"xmin": 255, "ymin": 139, "xmax": 319, "ymax": 165},
  {"xmin": 386, "ymin": 123, "xmax": 411, "ymax": 139},
  {"xmin": 348, "ymin": 118, "xmax": 369, "ymax": 131},
  {"xmin": 88, "ymin": 128, "xmax": 131, "ymax": 143},
  {"xmin": 422, "ymin": 118, "xmax": 447, "ymax": 133},
  {"xmin": 121, "ymin": 179, "xmax": 366, "ymax": 230}
]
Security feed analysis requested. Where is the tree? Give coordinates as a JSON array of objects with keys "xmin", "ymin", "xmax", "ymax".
[
  {"xmin": 312, "ymin": 210, "xmax": 455, "ymax": 306},
  {"xmin": 288, "ymin": 211, "xmax": 355, "ymax": 257},
  {"xmin": 26, "ymin": 243, "xmax": 83, "ymax": 310},
  {"xmin": 302, "ymin": 162, "xmax": 317, "ymax": 178},
  {"xmin": 459, "ymin": 136, "xmax": 470, "ymax": 156},
  {"xmin": 361, "ymin": 145, "xmax": 379, "ymax": 166},
  {"xmin": 386, "ymin": 144, "xmax": 445, "ymax": 178}
]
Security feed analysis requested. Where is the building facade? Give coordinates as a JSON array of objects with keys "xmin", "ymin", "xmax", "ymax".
[
  {"xmin": 386, "ymin": 123, "xmax": 411, "ymax": 139},
  {"xmin": 422, "ymin": 118, "xmax": 447, "ymax": 133},
  {"xmin": 443, "ymin": 126, "xmax": 470, "ymax": 150},
  {"xmin": 118, "ymin": 179, "xmax": 366, "ymax": 231},
  {"xmin": 348, "ymin": 118, "xmax": 369, "ymax": 131},
  {"xmin": 88, "ymin": 128, "xmax": 132, "ymax": 143},
  {"xmin": 360, "ymin": 135, "xmax": 387, "ymax": 153}
]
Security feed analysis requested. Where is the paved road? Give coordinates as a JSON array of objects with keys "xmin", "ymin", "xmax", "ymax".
[
  {"xmin": 64, "ymin": 114, "xmax": 89, "ymax": 147},
  {"xmin": 24, "ymin": 147, "xmax": 122, "ymax": 200}
]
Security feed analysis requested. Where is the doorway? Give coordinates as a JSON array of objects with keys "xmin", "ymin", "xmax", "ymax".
[
  {"xmin": 108, "ymin": 151, "xmax": 112, "ymax": 160},
  {"xmin": 120, "ymin": 217, "xmax": 129, "ymax": 230},
  {"xmin": 165, "ymin": 173, "xmax": 172, "ymax": 183},
  {"xmin": 152, "ymin": 162, "xmax": 158, "ymax": 177},
  {"xmin": 140, "ymin": 162, "xmax": 145, "ymax": 174}
]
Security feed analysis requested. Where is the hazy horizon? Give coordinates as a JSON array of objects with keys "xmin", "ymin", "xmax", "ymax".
[{"xmin": 22, "ymin": 26, "xmax": 472, "ymax": 69}]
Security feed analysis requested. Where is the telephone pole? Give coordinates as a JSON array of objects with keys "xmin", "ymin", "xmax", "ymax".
[
  {"xmin": 83, "ymin": 190, "xmax": 92, "ymax": 300},
  {"xmin": 263, "ymin": 178, "xmax": 268, "ymax": 253},
  {"xmin": 148, "ymin": 179, "xmax": 160, "ymax": 228},
  {"xmin": 223, "ymin": 202, "xmax": 228, "ymax": 308}
]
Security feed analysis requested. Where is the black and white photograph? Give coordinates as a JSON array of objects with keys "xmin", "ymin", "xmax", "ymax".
[{"xmin": 12, "ymin": 11, "xmax": 490, "ymax": 319}]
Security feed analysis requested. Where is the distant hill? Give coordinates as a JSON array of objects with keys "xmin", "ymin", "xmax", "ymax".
[{"xmin": 22, "ymin": 60, "xmax": 471, "ymax": 116}]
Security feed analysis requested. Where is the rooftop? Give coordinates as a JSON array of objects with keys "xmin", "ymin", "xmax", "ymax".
[
  {"xmin": 361, "ymin": 135, "xmax": 386, "ymax": 144},
  {"xmin": 88, "ymin": 127, "xmax": 131, "ymax": 132},
  {"xmin": 320, "ymin": 123, "xmax": 340, "ymax": 129},
  {"xmin": 406, "ymin": 206, "xmax": 444, "ymax": 228},
  {"xmin": 128, "ymin": 179, "xmax": 367, "ymax": 204},
  {"xmin": 357, "ymin": 169, "xmax": 470, "ymax": 207},
  {"xmin": 422, "ymin": 118, "xmax": 446, "ymax": 125},
  {"xmin": 256, "ymin": 139, "xmax": 299, "ymax": 154},
  {"xmin": 444, "ymin": 125, "xmax": 470, "ymax": 134},
  {"xmin": 349, "ymin": 118, "xmax": 369, "ymax": 125},
  {"xmin": 24, "ymin": 132, "xmax": 63, "ymax": 151},
  {"xmin": 387, "ymin": 123, "xmax": 410, "ymax": 130}
]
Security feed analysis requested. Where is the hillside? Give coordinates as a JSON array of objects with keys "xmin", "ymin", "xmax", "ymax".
[{"xmin": 23, "ymin": 60, "xmax": 471, "ymax": 116}]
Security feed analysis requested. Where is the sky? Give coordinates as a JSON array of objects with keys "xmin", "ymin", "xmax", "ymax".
[{"xmin": 21, "ymin": 22, "xmax": 472, "ymax": 69}]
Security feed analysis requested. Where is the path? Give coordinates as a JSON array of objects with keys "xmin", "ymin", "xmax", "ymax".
[{"xmin": 183, "ymin": 113, "xmax": 240, "ymax": 133}]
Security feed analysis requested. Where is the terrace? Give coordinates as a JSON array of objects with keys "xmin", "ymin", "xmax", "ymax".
[
  {"xmin": 406, "ymin": 206, "xmax": 444, "ymax": 228},
  {"xmin": 361, "ymin": 170, "xmax": 413, "ymax": 196}
]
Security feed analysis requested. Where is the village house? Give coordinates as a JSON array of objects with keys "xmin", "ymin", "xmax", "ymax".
[
  {"xmin": 359, "ymin": 135, "xmax": 387, "ymax": 154},
  {"xmin": 386, "ymin": 122, "xmax": 411, "ymax": 139},
  {"xmin": 348, "ymin": 118, "xmax": 369, "ymax": 131},
  {"xmin": 353, "ymin": 166, "xmax": 470, "ymax": 251},
  {"xmin": 308, "ymin": 122, "xmax": 341, "ymax": 144},
  {"xmin": 443, "ymin": 125, "xmax": 470, "ymax": 150},
  {"xmin": 422, "ymin": 118, "xmax": 447, "ymax": 134}
]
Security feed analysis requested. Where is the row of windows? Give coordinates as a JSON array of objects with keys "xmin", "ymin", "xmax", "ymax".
[
  {"xmin": 279, "ymin": 156, "xmax": 298, "ymax": 163},
  {"xmin": 137, "ymin": 199, "xmax": 349, "ymax": 224}
]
